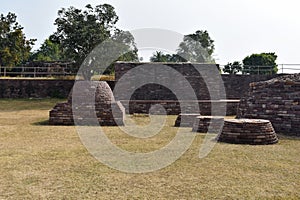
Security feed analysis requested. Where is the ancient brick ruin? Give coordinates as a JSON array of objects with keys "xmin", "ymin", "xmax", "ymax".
[
  {"xmin": 174, "ymin": 113, "xmax": 201, "ymax": 127},
  {"xmin": 49, "ymin": 81, "xmax": 125, "ymax": 126},
  {"xmin": 237, "ymin": 74, "xmax": 300, "ymax": 136},
  {"xmin": 192, "ymin": 116, "xmax": 224, "ymax": 133},
  {"xmin": 218, "ymin": 119, "xmax": 278, "ymax": 145}
]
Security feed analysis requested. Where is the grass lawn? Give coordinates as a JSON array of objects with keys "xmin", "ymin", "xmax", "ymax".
[{"xmin": 0, "ymin": 99, "xmax": 299, "ymax": 199}]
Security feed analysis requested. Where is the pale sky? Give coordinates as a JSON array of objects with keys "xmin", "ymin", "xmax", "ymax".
[{"xmin": 1, "ymin": 0, "xmax": 300, "ymax": 65}]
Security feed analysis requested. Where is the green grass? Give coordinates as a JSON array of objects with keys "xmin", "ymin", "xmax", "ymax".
[
  {"xmin": 0, "ymin": 98, "xmax": 64, "ymax": 111},
  {"xmin": 0, "ymin": 99, "xmax": 299, "ymax": 199}
]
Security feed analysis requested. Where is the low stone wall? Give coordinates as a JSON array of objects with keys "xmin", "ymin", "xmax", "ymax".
[
  {"xmin": 0, "ymin": 79, "xmax": 115, "ymax": 99},
  {"xmin": 0, "ymin": 64, "xmax": 279, "ymax": 100},
  {"xmin": 237, "ymin": 74, "xmax": 300, "ymax": 136},
  {"xmin": 0, "ymin": 79, "xmax": 74, "ymax": 98}
]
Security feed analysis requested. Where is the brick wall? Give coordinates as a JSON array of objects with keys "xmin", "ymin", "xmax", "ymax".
[
  {"xmin": 0, "ymin": 79, "xmax": 115, "ymax": 99},
  {"xmin": 237, "ymin": 74, "xmax": 300, "ymax": 136},
  {"xmin": 114, "ymin": 62, "xmax": 280, "ymax": 101},
  {"xmin": 0, "ymin": 79, "xmax": 74, "ymax": 98}
]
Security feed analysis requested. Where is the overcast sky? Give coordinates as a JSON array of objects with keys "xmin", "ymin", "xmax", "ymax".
[{"xmin": 1, "ymin": 0, "xmax": 300, "ymax": 64}]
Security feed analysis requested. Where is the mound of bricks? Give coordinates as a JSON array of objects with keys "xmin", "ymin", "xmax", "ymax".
[
  {"xmin": 237, "ymin": 74, "xmax": 300, "ymax": 136},
  {"xmin": 49, "ymin": 102, "xmax": 74, "ymax": 125},
  {"xmin": 192, "ymin": 116, "xmax": 224, "ymax": 133},
  {"xmin": 49, "ymin": 81, "xmax": 125, "ymax": 126},
  {"xmin": 174, "ymin": 113, "xmax": 201, "ymax": 127},
  {"xmin": 218, "ymin": 119, "xmax": 278, "ymax": 145}
]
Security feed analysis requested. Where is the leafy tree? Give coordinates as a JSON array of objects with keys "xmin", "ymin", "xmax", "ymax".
[
  {"xmin": 0, "ymin": 12, "xmax": 35, "ymax": 66},
  {"xmin": 150, "ymin": 51, "xmax": 173, "ymax": 62},
  {"xmin": 177, "ymin": 30, "xmax": 215, "ymax": 63},
  {"xmin": 223, "ymin": 61, "xmax": 242, "ymax": 74},
  {"xmin": 149, "ymin": 30, "xmax": 215, "ymax": 63},
  {"xmin": 242, "ymin": 52, "xmax": 278, "ymax": 75},
  {"xmin": 30, "ymin": 38, "xmax": 63, "ymax": 61},
  {"xmin": 103, "ymin": 29, "xmax": 139, "ymax": 75},
  {"xmin": 51, "ymin": 4, "xmax": 138, "ymax": 79},
  {"xmin": 79, "ymin": 29, "xmax": 139, "ymax": 79}
]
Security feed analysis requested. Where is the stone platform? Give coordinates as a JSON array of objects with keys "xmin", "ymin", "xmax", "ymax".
[
  {"xmin": 174, "ymin": 113, "xmax": 201, "ymax": 127},
  {"xmin": 120, "ymin": 100, "xmax": 240, "ymax": 116},
  {"xmin": 192, "ymin": 116, "xmax": 224, "ymax": 133},
  {"xmin": 218, "ymin": 119, "xmax": 278, "ymax": 145}
]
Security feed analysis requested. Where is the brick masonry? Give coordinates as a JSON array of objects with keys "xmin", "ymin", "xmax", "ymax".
[
  {"xmin": 0, "ymin": 79, "xmax": 74, "ymax": 98},
  {"xmin": 0, "ymin": 79, "xmax": 115, "ymax": 99},
  {"xmin": 218, "ymin": 119, "xmax": 278, "ymax": 145},
  {"xmin": 49, "ymin": 81, "xmax": 125, "ymax": 126},
  {"xmin": 120, "ymin": 100, "xmax": 239, "ymax": 116},
  {"xmin": 114, "ymin": 62, "xmax": 280, "ymax": 101},
  {"xmin": 192, "ymin": 116, "xmax": 225, "ymax": 133},
  {"xmin": 174, "ymin": 113, "xmax": 201, "ymax": 127},
  {"xmin": 114, "ymin": 62, "xmax": 280, "ymax": 115},
  {"xmin": 0, "ymin": 64, "xmax": 279, "ymax": 101},
  {"xmin": 237, "ymin": 74, "xmax": 300, "ymax": 136}
]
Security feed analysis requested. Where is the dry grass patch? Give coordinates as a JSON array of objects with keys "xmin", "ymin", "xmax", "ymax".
[{"xmin": 0, "ymin": 99, "xmax": 299, "ymax": 199}]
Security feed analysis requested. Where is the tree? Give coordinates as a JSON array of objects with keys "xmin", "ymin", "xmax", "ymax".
[
  {"xmin": 0, "ymin": 12, "xmax": 35, "ymax": 66},
  {"xmin": 103, "ymin": 29, "xmax": 139, "ymax": 75},
  {"xmin": 177, "ymin": 30, "xmax": 215, "ymax": 63},
  {"xmin": 30, "ymin": 38, "xmax": 63, "ymax": 61},
  {"xmin": 149, "ymin": 30, "xmax": 215, "ymax": 63},
  {"xmin": 51, "ymin": 4, "xmax": 138, "ymax": 79},
  {"xmin": 242, "ymin": 52, "xmax": 278, "ymax": 75},
  {"xmin": 223, "ymin": 61, "xmax": 242, "ymax": 74},
  {"xmin": 150, "ymin": 51, "xmax": 173, "ymax": 62},
  {"xmin": 79, "ymin": 29, "xmax": 139, "ymax": 79}
]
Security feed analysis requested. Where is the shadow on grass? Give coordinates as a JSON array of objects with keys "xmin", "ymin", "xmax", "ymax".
[
  {"xmin": 32, "ymin": 120, "xmax": 50, "ymax": 126},
  {"xmin": 277, "ymin": 134, "xmax": 300, "ymax": 141}
]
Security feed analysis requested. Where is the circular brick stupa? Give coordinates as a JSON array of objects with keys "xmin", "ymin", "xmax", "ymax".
[
  {"xmin": 49, "ymin": 81, "xmax": 125, "ymax": 126},
  {"xmin": 218, "ymin": 119, "xmax": 278, "ymax": 145}
]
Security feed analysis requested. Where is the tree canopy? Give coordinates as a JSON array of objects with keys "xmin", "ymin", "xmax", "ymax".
[
  {"xmin": 177, "ymin": 30, "xmax": 215, "ymax": 63},
  {"xmin": 30, "ymin": 38, "xmax": 63, "ymax": 62},
  {"xmin": 50, "ymin": 4, "xmax": 138, "ymax": 79},
  {"xmin": 51, "ymin": 4, "xmax": 118, "ymax": 65},
  {"xmin": 0, "ymin": 12, "xmax": 35, "ymax": 66},
  {"xmin": 150, "ymin": 30, "xmax": 215, "ymax": 63},
  {"xmin": 223, "ymin": 61, "xmax": 242, "ymax": 74},
  {"xmin": 242, "ymin": 52, "xmax": 278, "ymax": 75},
  {"xmin": 150, "ymin": 51, "xmax": 173, "ymax": 62}
]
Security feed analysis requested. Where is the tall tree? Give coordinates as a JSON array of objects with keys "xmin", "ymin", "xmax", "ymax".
[
  {"xmin": 149, "ymin": 30, "xmax": 215, "ymax": 63},
  {"xmin": 79, "ymin": 29, "xmax": 139, "ymax": 79},
  {"xmin": 0, "ymin": 12, "xmax": 35, "ymax": 66},
  {"xmin": 103, "ymin": 29, "xmax": 139, "ymax": 75},
  {"xmin": 150, "ymin": 51, "xmax": 173, "ymax": 62},
  {"xmin": 223, "ymin": 61, "xmax": 242, "ymax": 74},
  {"xmin": 30, "ymin": 38, "xmax": 63, "ymax": 61},
  {"xmin": 51, "ymin": 4, "xmax": 138, "ymax": 79},
  {"xmin": 177, "ymin": 30, "xmax": 215, "ymax": 63},
  {"xmin": 52, "ymin": 4, "xmax": 118, "ymax": 65},
  {"xmin": 242, "ymin": 52, "xmax": 278, "ymax": 75}
]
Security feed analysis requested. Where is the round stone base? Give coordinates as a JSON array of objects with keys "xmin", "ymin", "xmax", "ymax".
[{"xmin": 218, "ymin": 119, "xmax": 278, "ymax": 145}]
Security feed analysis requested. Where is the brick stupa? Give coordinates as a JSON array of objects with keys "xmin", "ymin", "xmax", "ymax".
[{"xmin": 49, "ymin": 81, "xmax": 125, "ymax": 126}]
